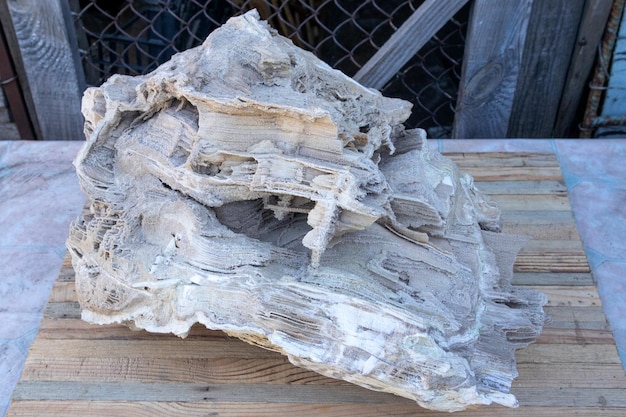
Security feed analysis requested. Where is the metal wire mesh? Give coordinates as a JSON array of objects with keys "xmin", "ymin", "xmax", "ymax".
[{"xmin": 70, "ymin": 0, "xmax": 469, "ymax": 137}]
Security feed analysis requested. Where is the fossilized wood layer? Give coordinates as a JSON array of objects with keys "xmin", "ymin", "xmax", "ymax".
[{"xmin": 67, "ymin": 10, "xmax": 546, "ymax": 412}]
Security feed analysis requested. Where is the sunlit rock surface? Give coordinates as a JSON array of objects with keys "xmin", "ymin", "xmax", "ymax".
[{"xmin": 67, "ymin": 10, "xmax": 546, "ymax": 412}]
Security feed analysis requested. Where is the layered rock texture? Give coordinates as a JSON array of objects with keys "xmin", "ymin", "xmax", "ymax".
[{"xmin": 67, "ymin": 10, "xmax": 546, "ymax": 412}]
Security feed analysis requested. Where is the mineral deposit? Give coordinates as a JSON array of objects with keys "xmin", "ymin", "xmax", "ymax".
[{"xmin": 67, "ymin": 10, "xmax": 546, "ymax": 412}]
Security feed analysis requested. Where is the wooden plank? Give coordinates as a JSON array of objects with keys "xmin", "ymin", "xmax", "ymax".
[
  {"xmin": 520, "ymin": 239, "xmax": 585, "ymax": 253},
  {"xmin": 0, "ymin": 380, "xmax": 593, "ymax": 410},
  {"xmin": 17, "ymin": 358, "xmax": 626, "ymax": 392},
  {"xmin": 513, "ymin": 388, "xmax": 626, "ymax": 407},
  {"xmin": 37, "ymin": 318, "xmax": 227, "ymax": 340},
  {"xmin": 44, "ymin": 301, "xmax": 81, "ymax": 319},
  {"xmin": 516, "ymin": 343, "xmax": 621, "ymax": 364},
  {"xmin": 477, "ymin": 181, "xmax": 567, "ymax": 195},
  {"xmin": 7, "ymin": 403, "xmax": 622, "ymax": 417},
  {"xmin": 0, "ymin": 0, "xmax": 41, "ymax": 138},
  {"xmin": 30, "ymin": 336, "xmax": 622, "ymax": 364},
  {"xmin": 446, "ymin": 152, "xmax": 564, "ymax": 181},
  {"xmin": 554, "ymin": 0, "xmax": 614, "ymax": 137},
  {"xmin": 445, "ymin": 152, "xmax": 560, "ymax": 168},
  {"xmin": 508, "ymin": 0, "xmax": 586, "ymax": 137},
  {"xmin": 504, "ymin": 220, "xmax": 581, "ymax": 241},
  {"xmin": 452, "ymin": 0, "xmax": 534, "ymax": 138},
  {"xmin": 20, "ymin": 343, "xmax": 623, "ymax": 387},
  {"xmin": 55, "ymin": 254, "xmax": 75, "ymax": 281},
  {"xmin": 501, "ymin": 211, "xmax": 575, "ymax": 226},
  {"xmin": 490, "ymin": 194, "xmax": 571, "ymax": 211},
  {"xmin": 29, "ymin": 335, "xmax": 621, "ymax": 365},
  {"xmin": 353, "ymin": 0, "xmax": 469, "ymax": 89},
  {"xmin": 526, "ymin": 286, "xmax": 600, "ymax": 307},
  {"xmin": 11, "ymin": 381, "xmax": 626, "ymax": 408},
  {"xmin": 457, "ymin": 167, "xmax": 564, "ymax": 182},
  {"xmin": 11, "ymin": 381, "xmax": 412, "ymax": 404},
  {"xmin": 515, "ymin": 239, "xmax": 590, "ymax": 273},
  {"xmin": 543, "ymin": 306, "xmax": 608, "ymax": 329},
  {"xmin": 501, "ymin": 211, "xmax": 581, "ymax": 241},
  {"xmin": 538, "ymin": 327, "xmax": 616, "ymax": 345},
  {"xmin": 514, "ymin": 256, "xmax": 590, "ymax": 273},
  {"xmin": 441, "ymin": 152, "xmax": 563, "ymax": 181},
  {"xmin": 20, "ymin": 357, "xmax": 341, "ymax": 386},
  {"xmin": 514, "ymin": 364, "xmax": 626, "ymax": 388},
  {"xmin": 0, "ymin": 19, "xmax": 35, "ymax": 139},
  {"xmin": 2, "ymin": 0, "xmax": 85, "ymax": 140},
  {"xmin": 512, "ymin": 272, "xmax": 594, "ymax": 286},
  {"xmin": 25, "ymin": 339, "xmax": 282, "ymax": 360},
  {"xmin": 48, "ymin": 281, "xmax": 76, "ymax": 303}
]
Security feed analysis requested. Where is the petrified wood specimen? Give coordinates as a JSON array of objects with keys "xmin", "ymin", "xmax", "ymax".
[{"xmin": 67, "ymin": 10, "xmax": 546, "ymax": 412}]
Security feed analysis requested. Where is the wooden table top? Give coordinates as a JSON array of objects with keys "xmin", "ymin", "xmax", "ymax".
[{"xmin": 8, "ymin": 152, "xmax": 625, "ymax": 416}]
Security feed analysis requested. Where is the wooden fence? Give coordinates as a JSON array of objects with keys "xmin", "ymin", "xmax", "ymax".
[{"xmin": 0, "ymin": 0, "xmax": 615, "ymax": 140}]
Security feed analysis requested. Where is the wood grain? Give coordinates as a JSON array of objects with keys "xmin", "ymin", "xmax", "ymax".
[
  {"xmin": 6, "ymin": 403, "xmax": 623, "ymax": 417},
  {"xmin": 501, "ymin": 211, "xmax": 581, "ymax": 241},
  {"xmin": 554, "ymin": 0, "xmax": 614, "ymax": 137},
  {"xmin": 0, "ymin": 18, "xmax": 35, "ymax": 139},
  {"xmin": 452, "ymin": 0, "xmax": 534, "ymax": 138},
  {"xmin": 512, "ymin": 272, "xmax": 594, "ymax": 286},
  {"xmin": 474, "ymin": 181, "xmax": 567, "ymax": 195},
  {"xmin": 3, "ymin": 0, "xmax": 84, "ymax": 140},
  {"xmin": 354, "ymin": 0, "xmax": 469, "ymax": 89},
  {"xmin": 508, "ymin": 0, "xmax": 586, "ymax": 137},
  {"xmin": 446, "ymin": 152, "xmax": 564, "ymax": 167},
  {"xmin": 9, "ymin": 152, "xmax": 626, "ymax": 417}
]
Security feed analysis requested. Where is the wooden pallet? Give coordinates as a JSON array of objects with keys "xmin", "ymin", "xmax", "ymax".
[{"xmin": 8, "ymin": 152, "xmax": 626, "ymax": 416}]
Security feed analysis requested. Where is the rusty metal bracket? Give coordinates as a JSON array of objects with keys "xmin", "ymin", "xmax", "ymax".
[{"xmin": 0, "ymin": 75, "xmax": 17, "ymax": 85}]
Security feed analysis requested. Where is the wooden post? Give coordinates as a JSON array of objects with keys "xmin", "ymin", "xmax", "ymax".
[
  {"xmin": 453, "ymin": 0, "xmax": 534, "ymax": 138},
  {"xmin": 554, "ymin": 0, "xmax": 614, "ymax": 137},
  {"xmin": 0, "ymin": 0, "xmax": 40, "ymax": 138},
  {"xmin": 0, "ymin": 15, "xmax": 35, "ymax": 139},
  {"xmin": 507, "ymin": 0, "xmax": 586, "ymax": 138},
  {"xmin": 0, "ymin": 0, "xmax": 85, "ymax": 140}
]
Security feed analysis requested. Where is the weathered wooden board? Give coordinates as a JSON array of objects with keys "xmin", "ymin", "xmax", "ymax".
[
  {"xmin": 452, "ymin": 0, "xmax": 534, "ymax": 138},
  {"xmin": 0, "ymin": 0, "xmax": 84, "ymax": 140},
  {"xmin": 354, "ymin": 0, "xmax": 469, "ymax": 89},
  {"xmin": 508, "ymin": 0, "xmax": 587, "ymax": 137},
  {"xmin": 554, "ymin": 0, "xmax": 614, "ymax": 137},
  {"xmin": 8, "ymin": 152, "xmax": 625, "ymax": 417}
]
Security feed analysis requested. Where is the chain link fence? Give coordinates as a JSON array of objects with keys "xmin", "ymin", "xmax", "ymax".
[{"xmin": 70, "ymin": 0, "xmax": 469, "ymax": 138}]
